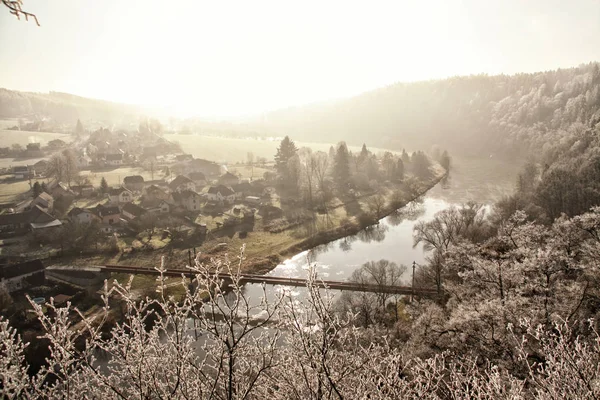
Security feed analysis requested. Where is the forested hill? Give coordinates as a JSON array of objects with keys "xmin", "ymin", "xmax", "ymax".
[
  {"xmin": 0, "ymin": 89, "xmax": 144, "ymax": 126},
  {"xmin": 258, "ymin": 63, "xmax": 600, "ymax": 157}
]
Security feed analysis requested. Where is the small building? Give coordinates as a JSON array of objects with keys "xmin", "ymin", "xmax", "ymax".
[
  {"xmin": 31, "ymin": 192, "xmax": 54, "ymax": 212},
  {"xmin": 94, "ymin": 204, "xmax": 121, "ymax": 225},
  {"xmin": 143, "ymin": 200, "xmax": 171, "ymax": 214},
  {"xmin": 106, "ymin": 153, "xmax": 123, "ymax": 166},
  {"xmin": 143, "ymin": 184, "xmax": 172, "ymax": 203},
  {"xmin": 33, "ymin": 160, "xmax": 49, "ymax": 176},
  {"xmin": 70, "ymin": 184, "xmax": 94, "ymax": 197},
  {"xmin": 30, "ymin": 219, "xmax": 63, "ymax": 232},
  {"xmin": 107, "ymin": 187, "xmax": 133, "ymax": 205},
  {"xmin": 175, "ymin": 154, "xmax": 194, "ymax": 162},
  {"xmin": 232, "ymin": 181, "xmax": 253, "ymax": 199},
  {"xmin": 245, "ymin": 196, "xmax": 261, "ymax": 205},
  {"xmin": 77, "ymin": 155, "xmax": 92, "ymax": 169},
  {"xmin": 68, "ymin": 207, "xmax": 100, "ymax": 225},
  {"xmin": 123, "ymin": 175, "xmax": 145, "ymax": 192},
  {"xmin": 12, "ymin": 165, "xmax": 31, "ymax": 180},
  {"xmin": 169, "ymin": 175, "xmax": 195, "ymax": 192},
  {"xmin": 49, "ymin": 181, "xmax": 76, "ymax": 198},
  {"xmin": 187, "ymin": 171, "xmax": 207, "ymax": 187},
  {"xmin": 0, "ymin": 259, "xmax": 45, "ymax": 293},
  {"xmin": 122, "ymin": 202, "xmax": 147, "ymax": 221},
  {"xmin": 172, "ymin": 190, "xmax": 202, "ymax": 212},
  {"xmin": 188, "ymin": 158, "xmax": 221, "ymax": 177},
  {"xmin": 219, "ymin": 172, "xmax": 240, "ymax": 186},
  {"xmin": 206, "ymin": 185, "xmax": 236, "ymax": 204}
]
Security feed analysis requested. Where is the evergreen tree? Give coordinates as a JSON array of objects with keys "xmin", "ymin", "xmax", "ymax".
[
  {"xmin": 274, "ymin": 136, "xmax": 298, "ymax": 176},
  {"xmin": 75, "ymin": 119, "xmax": 84, "ymax": 136},
  {"xmin": 334, "ymin": 142, "xmax": 351, "ymax": 190},
  {"xmin": 32, "ymin": 181, "xmax": 42, "ymax": 198},
  {"xmin": 359, "ymin": 143, "xmax": 369, "ymax": 162},
  {"xmin": 396, "ymin": 158, "xmax": 404, "ymax": 181},
  {"xmin": 440, "ymin": 150, "xmax": 451, "ymax": 171},
  {"xmin": 401, "ymin": 149, "xmax": 410, "ymax": 164},
  {"xmin": 100, "ymin": 177, "xmax": 108, "ymax": 194},
  {"xmin": 412, "ymin": 151, "xmax": 432, "ymax": 180}
]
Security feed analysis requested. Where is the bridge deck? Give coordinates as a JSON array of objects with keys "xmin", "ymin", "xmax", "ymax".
[{"xmin": 100, "ymin": 264, "xmax": 438, "ymax": 296}]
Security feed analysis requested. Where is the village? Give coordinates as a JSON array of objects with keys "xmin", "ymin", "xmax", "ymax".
[{"xmin": 0, "ymin": 123, "xmax": 446, "ymax": 305}]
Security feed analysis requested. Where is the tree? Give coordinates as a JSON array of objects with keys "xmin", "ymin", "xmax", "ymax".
[
  {"xmin": 367, "ymin": 193, "xmax": 386, "ymax": 220},
  {"xmin": 247, "ymin": 151, "xmax": 254, "ymax": 179},
  {"xmin": 396, "ymin": 158, "xmax": 405, "ymax": 181},
  {"xmin": 274, "ymin": 136, "xmax": 298, "ymax": 177},
  {"xmin": 75, "ymin": 119, "xmax": 84, "ymax": 136},
  {"xmin": 31, "ymin": 181, "xmax": 42, "ymax": 198},
  {"xmin": 2, "ymin": 0, "xmax": 40, "ymax": 25},
  {"xmin": 61, "ymin": 148, "xmax": 78, "ymax": 187},
  {"xmin": 439, "ymin": 150, "xmax": 451, "ymax": 171},
  {"xmin": 100, "ymin": 177, "xmax": 108, "ymax": 194},
  {"xmin": 412, "ymin": 151, "xmax": 432, "ymax": 180},
  {"xmin": 333, "ymin": 142, "xmax": 351, "ymax": 191}
]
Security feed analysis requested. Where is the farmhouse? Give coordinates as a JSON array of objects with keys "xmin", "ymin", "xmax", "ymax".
[
  {"xmin": 123, "ymin": 175, "xmax": 145, "ymax": 192},
  {"xmin": 122, "ymin": 202, "xmax": 146, "ymax": 221},
  {"xmin": 0, "ymin": 259, "xmax": 45, "ymax": 293},
  {"xmin": 12, "ymin": 165, "xmax": 31, "ymax": 180},
  {"xmin": 107, "ymin": 187, "xmax": 133, "ymax": 204},
  {"xmin": 219, "ymin": 172, "xmax": 240, "ymax": 186},
  {"xmin": 68, "ymin": 207, "xmax": 100, "ymax": 225},
  {"xmin": 106, "ymin": 153, "xmax": 123, "ymax": 166},
  {"xmin": 169, "ymin": 175, "xmax": 195, "ymax": 192},
  {"xmin": 206, "ymin": 185, "xmax": 236, "ymax": 204},
  {"xmin": 31, "ymin": 192, "xmax": 54, "ymax": 212},
  {"xmin": 187, "ymin": 171, "xmax": 207, "ymax": 187},
  {"xmin": 94, "ymin": 204, "xmax": 121, "ymax": 225},
  {"xmin": 172, "ymin": 190, "xmax": 202, "ymax": 211}
]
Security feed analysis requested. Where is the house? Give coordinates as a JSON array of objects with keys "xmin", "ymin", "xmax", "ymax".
[
  {"xmin": 169, "ymin": 175, "xmax": 195, "ymax": 192},
  {"xmin": 106, "ymin": 153, "xmax": 123, "ymax": 166},
  {"xmin": 188, "ymin": 158, "xmax": 221, "ymax": 177},
  {"xmin": 33, "ymin": 160, "xmax": 48, "ymax": 176},
  {"xmin": 30, "ymin": 219, "xmax": 63, "ymax": 233},
  {"xmin": 49, "ymin": 181, "xmax": 75, "ymax": 198},
  {"xmin": 219, "ymin": 172, "xmax": 240, "ymax": 186},
  {"xmin": 68, "ymin": 207, "xmax": 100, "ymax": 224},
  {"xmin": 206, "ymin": 185, "xmax": 236, "ymax": 204},
  {"xmin": 31, "ymin": 192, "xmax": 54, "ymax": 212},
  {"xmin": 122, "ymin": 202, "xmax": 146, "ymax": 221},
  {"xmin": 123, "ymin": 175, "xmax": 145, "ymax": 192},
  {"xmin": 187, "ymin": 171, "xmax": 207, "ymax": 187},
  {"xmin": 77, "ymin": 155, "xmax": 92, "ymax": 169},
  {"xmin": 107, "ymin": 187, "xmax": 133, "ymax": 204},
  {"xmin": 172, "ymin": 190, "xmax": 202, "ymax": 212},
  {"xmin": 70, "ymin": 184, "xmax": 94, "ymax": 197},
  {"xmin": 94, "ymin": 204, "xmax": 121, "ymax": 225},
  {"xmin": 175, "ymin": 154, "xmax": 194, "ymax": 162},
  {"xmin": 0, "ymin": 259, "xmax": 45, "ymax": 293},
  {"xmin": 12, "ymin": 165, "xmax": 31, "ymax": 180},
  {"xmin": 0, "ymin": 205, "xmax": 58, "ymax": 233},
  {"xmin": 143, "ymin": 185, "xmax": 172, "ymax": 202},
  {"xmin": 142, "ymin": 199, "xmax": 171, "ymax": 214},
  {"xmin": 259, "ymin": 205, "xmax": 284, "ymax": 219},
  {"xmin": 232, "ymin": 181, "xmax": 252, "ymax": 199}
]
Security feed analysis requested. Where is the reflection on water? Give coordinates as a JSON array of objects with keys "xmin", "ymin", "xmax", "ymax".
[{"xmin": 243, "ymin": 156, "xmax": 521, "ymax": 301}]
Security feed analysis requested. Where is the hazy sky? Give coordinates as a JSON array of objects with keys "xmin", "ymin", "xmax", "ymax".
[{"xmin": 1, "ymin": 0, "xmax": 600, "ymax": 117}]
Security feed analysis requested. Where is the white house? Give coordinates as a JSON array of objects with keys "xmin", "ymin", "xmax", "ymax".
[
  {"xmin": 68, "ymin": 207, "xmax": 99, "ymax": 225},
  {"xmin": 77, "ymin": 155, "xmax": 92, "ymax": 169},
  {"xmin": 0, "ymin": 260, "xmax": 45, "ymax": 293},
  {"xmin": 172, "ymin": 190, "xmax": 202, "ymax": 211},
  {"xmin": 107, "ymin": 187, "xmax": 133, "ymax": 204},
  {"xmin": 12, "ymin": 165, "xmax": 31, "ymax": 180},
  {"xmin": 206, "ymin": 185, "xmax": 236, "ymax": 204},
  {"xmin": 146, "ymin": 200, "xmax": 171, "ymax": 214},
  {"xmin": 106, "ymin": 153, "xmax": 123, "ymax": 166},
  {"xmin": 169, "ymin": 175, "xmax": 196, "ymax": 192}
]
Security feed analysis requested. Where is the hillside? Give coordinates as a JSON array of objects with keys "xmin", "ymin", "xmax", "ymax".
[
  {"xmin": 256, "ymin": 63, "xmax": 600, "ymax": 157},
  {"xmin": 0, "ymin": 89, "xmax": 145, "ymax": 128}
]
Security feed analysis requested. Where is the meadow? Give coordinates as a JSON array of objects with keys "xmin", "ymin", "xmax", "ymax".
[{"xmin": 163, "ymin": 134, "xmax": 397, "ymax": 163}]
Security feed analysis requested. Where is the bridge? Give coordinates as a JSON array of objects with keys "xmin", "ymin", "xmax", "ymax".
[{"xmin": 46, "ymin": 264, "xmax": 438, "ymax": 297}]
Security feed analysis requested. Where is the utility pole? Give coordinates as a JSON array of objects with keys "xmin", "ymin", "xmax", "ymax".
[{"xmin": 411, "ymin": 261, "xmax": 416, "ymax": 303}]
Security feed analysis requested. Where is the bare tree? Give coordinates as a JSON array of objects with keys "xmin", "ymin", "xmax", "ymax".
[
  {"xmin": 367, "ymin": 192, "xmax": 386, "ymax": 220},
  {"xmin": 2, "ymin": 0, "xmax": 39, "ymax": 25}
]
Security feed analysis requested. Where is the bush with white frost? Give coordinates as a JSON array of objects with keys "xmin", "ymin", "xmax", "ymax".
[{"xmin": 0, "ymin": 246, "xmax": 599, "ymax": 399}]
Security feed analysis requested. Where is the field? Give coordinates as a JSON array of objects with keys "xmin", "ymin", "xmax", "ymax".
[
  {"xmin": 164, "ymin": 134, "xmax": 397, "ymax": 163},
  {"xmin": 0, "ymin": 178, "xmax": 31, "ymax": 203},
  {"xmin": 79, "ymin": 167, "xmax": 166, "ymax": 187},
  {"xmin": 0, "ymin": 130, "xmax": 74, "ymax": 147}
]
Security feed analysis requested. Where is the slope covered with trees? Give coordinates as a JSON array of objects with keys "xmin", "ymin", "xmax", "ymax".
[{"xmin": 259, "ymin": 63, "xmax": 600, "ymax": 157}]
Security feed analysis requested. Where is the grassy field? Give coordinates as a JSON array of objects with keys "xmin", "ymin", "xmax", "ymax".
[
  {"xmin": 0, "ymin": 130, "xmax": 74, "ymax": 147},
  {"xmin": 164, "ymin": 134, "xmax": 398, "ymax": 163},
  {"xmin": 80, "ymin": 167, "xmax": 166, "ymax": 187},
  {"xmin": 0, "ymin": 177, "xmax": 31, "ymax": 203}
]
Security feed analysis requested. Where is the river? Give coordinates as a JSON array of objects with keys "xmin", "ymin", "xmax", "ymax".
[{"xmin": 243, "ymin": 156, "xmax": 521, "ymax": 300}]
